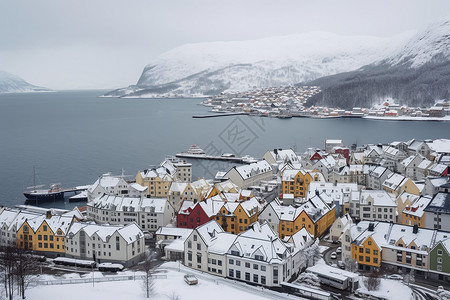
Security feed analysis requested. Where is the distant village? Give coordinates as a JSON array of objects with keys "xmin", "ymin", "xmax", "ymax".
[
  {"xmin": 1, "ymin": 137, "xmax": 450, "ymax": 297},
  {"xmin": 202, "ymin": 86, "xmax": 450, "ymax": 120}
]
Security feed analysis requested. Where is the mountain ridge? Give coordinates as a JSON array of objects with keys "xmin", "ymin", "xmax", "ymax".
[
  {"xmin": 104, "ymin": 31, "xmax": 412, "ymax": 98},
  {"xmin": 0, "ymin": 71, "xmax": 50, "ymax": 93}
]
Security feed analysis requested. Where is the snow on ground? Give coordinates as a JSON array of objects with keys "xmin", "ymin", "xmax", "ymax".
[
  {"xmin": 27, "ymin": 262, "xmax": 301, "ymax": 300},
  {"xmin": 357, "ymin": 278, "xmax": 413, "ymax": 300},
  {"xmin": 318, "ymin": 245, "xmax": 329, "ymax": 253}
]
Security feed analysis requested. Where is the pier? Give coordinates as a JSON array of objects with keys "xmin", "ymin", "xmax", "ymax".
[
  {"xmin": 192, "ymin": 112, "xmax": 248, "ymax": 118},
  {"xmin": 175, "ymin": 153, "xmax": 253, "ymax": 164}
]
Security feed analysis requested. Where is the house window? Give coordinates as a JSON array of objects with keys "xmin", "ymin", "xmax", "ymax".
[
  {"xmin": 438, "ymin": 249, "xmax": 443, "ymax": 256},
  {"xmin": 245, "ymin": 262, "xmax": 250, "ymax": 268},
  {"xmin": 253, "ymin": 274, "xmax": 258, "ymax": 283},
  {"xmin": 253, "ymin": 264, "xmax": 258, "ymax": 270},
  {"xmin": 236, "ymin": 270, "xmax": 241, "ymax": 279},
  {"xmin": 245, "ymin": 272, "xmax": 250, "ymax": 281},
  {"xmin": 261, "ymin": 276, "xmax": 266, "ymax": 285},
  {"xmin": 197, "ymin": 243, "xmax": 201, "ymax": 250},
  {"xmin": 229, "ymin": 269, "xmax": 234, "ymax": 277},
  {"xmin": 261, "ymin": 265, "xmax": 266, "ymax": 271},
  {"xmin": 229, "ymin": 259, "xmax": 234, "ymax": 265}
]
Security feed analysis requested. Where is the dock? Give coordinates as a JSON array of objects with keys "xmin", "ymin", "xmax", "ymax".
[
  {"xmin": 175, "ymin": 153, "xmax": 253, "ymax": 164},
  {"xmin": 192, "ymin": 112, "xmax": 248, "ymax": 118}
]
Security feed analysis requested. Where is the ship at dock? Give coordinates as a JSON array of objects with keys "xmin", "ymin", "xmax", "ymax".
[{"xmin": 23, "ymin": 183, "xmax": 64, "ymax": 202}]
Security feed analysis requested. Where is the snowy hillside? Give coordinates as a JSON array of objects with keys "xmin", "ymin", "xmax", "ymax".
[
  {"xmin": 104, "ymin": 32, "xmax": 412, "ymax": 98},
  {"xmin": 0, "ymin": 71, "xmax": 50, "ymax": 93},
  {"xmin": 306, "ymin": 17, "xmax": 450, "ymax": 109},
  {"xmin": 386, "ymin": 18, "xmax": 450, "ymax": 68}
]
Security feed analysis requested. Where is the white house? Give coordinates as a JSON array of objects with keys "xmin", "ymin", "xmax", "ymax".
[
  {"xmin": 224, "ymin": 160, "xmax": 273, "ymax": 189},
  {"xmin": 87, "ymin": 173, "xmax": 147, "ymax": 201},
  {"xmin": 65, "ymin": 222, "xmax": 144, "ymax": 267},
  {"xmin": 87, "ymin": 195, "xmax": 175, "ymax": 232},
  {"xmin": 367, "ymin": 166, "xmax": 393, "ymax": 190},
  {"xmin": 330, "ymin": 213, "xmax": 352, "ymax": 242}
]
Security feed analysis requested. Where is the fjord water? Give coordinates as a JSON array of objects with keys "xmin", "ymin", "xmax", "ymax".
[{"xmin": 1, "ymin": 90, "xmax": 449, "ymax": 209}]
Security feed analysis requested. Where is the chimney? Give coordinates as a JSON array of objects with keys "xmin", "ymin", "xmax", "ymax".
[
  {"xmin": 46, "ymin": 210, "xmax": 52, "ymax": 219},
  {"xmin": 368, "ymin": 223, "xmax": 375, "ymax": 232},
  {"xmin": 413, "ymin": 224, "xmax": 419, "ymax": 234},
  {"xmin": 315, "ymin": 190, "xmax": 320, "ymax": 196}
]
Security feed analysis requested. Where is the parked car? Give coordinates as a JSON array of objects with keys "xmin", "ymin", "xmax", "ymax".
[
  {"xmin": 184, "ymin": 274, "xmax": 198, "ymax": 285},
  {"xmin": 330, "ymin": 252, "xmax": 337, "ymax": 259},
  {"xmin": 336, "ymin": 247, "xmax": 342, "ymax": 254},
  {"xmin": 386, "ymin": 274, "xmax": 403, "ymax": 280},
  {"xmin": 337, "ymin": 261, "xmax": 345, "ymax": 269}
]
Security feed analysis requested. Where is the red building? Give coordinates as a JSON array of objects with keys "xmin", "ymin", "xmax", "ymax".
[
  {"xmin": 310, "ymin": 152, "xmax": 323, "ymax": 161},
  {"xmin": 177, "ymin": 200, "xmax": 214, "ymax": 229},
  {"xmin": 333, "ymin": 147, "xmax": 350, "ymax": 163}
]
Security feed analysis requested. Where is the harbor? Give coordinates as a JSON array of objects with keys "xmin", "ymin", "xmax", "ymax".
[{"xmin": 175, "ymin": 145, "xmax": 257, "ymax": 164}]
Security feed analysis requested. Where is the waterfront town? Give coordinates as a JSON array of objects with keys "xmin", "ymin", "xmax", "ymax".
[
  {"xmin": 202, "ymin": 86, "xmax": 450, "ymax": 120},
  {"xmin": 1, "ymin": 138, "xmax": 450, "ymax": 299}
]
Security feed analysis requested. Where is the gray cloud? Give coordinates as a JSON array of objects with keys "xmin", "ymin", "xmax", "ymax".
[{"xmin": 1, "ymin": 0, "xmax": 449, "ymax": 89}]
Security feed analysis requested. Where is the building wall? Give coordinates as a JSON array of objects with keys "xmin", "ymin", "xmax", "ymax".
[
  {"xmin": 351, "ymin": 236, "xmax": 381, "ymax": 268},
  {"xmin": 429, "ymin": 243, "xmax": 450, "ymax": 275}
]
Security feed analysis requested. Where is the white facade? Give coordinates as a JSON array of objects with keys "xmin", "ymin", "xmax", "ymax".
[
  {"xmin": 87, "ymin": 195, "xmax": 175, "ymax": 232},
  {"xmin": 224, "ymin": 160, "xmax": 273, "ymax": 189},
  {"xmin": 65, "ymin": 222, "xmax": 144, "ymax": 267},
  {"xmin": 87, "ymin": 173, "xmax": 147, "ymax": 201}
]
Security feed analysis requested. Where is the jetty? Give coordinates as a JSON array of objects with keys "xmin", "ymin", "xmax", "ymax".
[{"xmin": 192, "ymin": 112, "xmax": 248, "ymax": 118}]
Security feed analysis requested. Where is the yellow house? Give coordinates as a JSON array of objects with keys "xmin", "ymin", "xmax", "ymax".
[
  {"xmin": 401, "ymin": 195, "xmax": 432, "ymax": 227},
  {"xmin": 17, "ymin": 213, "xmax": 77, "ymax": 256},
  {"xmin": 382, "ymin": 173, "xmax": 420, "ymax": 197},
  {"xmin": 351, "ymin": 235, "xmax": 382, "ymax": 268},
  {"xmin": 277, "ymin": 195, "xmax": 335, "ymax": 239},
  {"xmin": 136, "ymin": 170, "xmax": 173, "ymax": 198},
  {"xmin": 204, "ymin": 180, "xmax": 239, "ymax": 200},
  {"xmin": 281, "ymin": 169, "xmax": 324, "ymax": 198},
  {"xmin": 214, "ymin": 198, "xmax": 259, "ymax": 234}
]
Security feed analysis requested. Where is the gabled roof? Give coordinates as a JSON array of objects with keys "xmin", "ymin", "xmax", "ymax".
[
  {"xmin": 425, "ymin": 193, "xmax": 450, "ymax": 214},
  {"xmin": 229, "ymin": 160, "xmax": 272, "ymax": 180}
]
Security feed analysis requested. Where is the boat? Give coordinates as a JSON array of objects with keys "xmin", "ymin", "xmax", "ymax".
[
  {"xmin": 23, "ymin": 183, "xmax": 64, "ymax": 201},
  {"xmin": 178, "ymin": 145, "xmax": 206, "ymax": 156},
  {"xmin": 23, "ymin": 167, "xmax": 64, "ymax": 201}
]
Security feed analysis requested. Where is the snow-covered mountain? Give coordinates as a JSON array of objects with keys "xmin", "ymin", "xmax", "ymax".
[
  {"xmin": 306, "ymin": 17, "xmax": 450, "ymax": 109},
  {"xmin": 0, "ymin": 71, "xmax": 50, "ymax": 93},
  {"xmin": 104, "ymin": 32, "xmax": 412, "ymax": 98}
]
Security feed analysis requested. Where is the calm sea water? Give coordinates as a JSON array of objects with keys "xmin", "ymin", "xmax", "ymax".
[{"xmin": 1, "ymin": 90, "xmax": 449, "ymax": 209}]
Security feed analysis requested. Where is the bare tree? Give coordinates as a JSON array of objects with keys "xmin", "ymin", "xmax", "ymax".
[
  {"xmin": 0, "ymin": 246, "xmax": 16, "ymax": 300},
  {"xmin": 14, "ymin": 248, "xmax": 39, "ymax": 299},
  {"xmin": 167, "ymin": 291, "xmax": 180, "ymax": 300},
  {"xmin": 304, "ymin": 240, "xmax": 321, "ymax": 268},
  {"xmin": 403, "ymin": 269, "xmax": 415, "ymax": 286},
  {"xmin": 344, "ymin": 257, "xmax": 358, "ymax": 273},
  {"xmin": 364, "ymin": 271, "xmax": 381, "ymax": 291},
  {"xmin": 142, "ymin": 250, "xmax": 155, "ymax": 299}
]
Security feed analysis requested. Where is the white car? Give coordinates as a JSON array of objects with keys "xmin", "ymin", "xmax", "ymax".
[
  {"xmin": 330, "ymin": 252, "xmax": 337, "ymax": 259},
  {"xmin": 336, "ymin": 247, "xmax": 342, "ymax": 254},
  {"xmin": 386, "ymin": 274, "xmax": 403, "ymax": 280},
  {"xmin": 337, "ymin": 261, "xmax": 345, "ymax": 269}
]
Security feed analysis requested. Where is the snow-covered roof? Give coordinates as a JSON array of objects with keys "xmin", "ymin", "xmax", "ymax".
[
  {"xmin": 287, "ymin": 227, "xmax": 313, "ymax": 249},
  {"xmin": 360, "ymin": 190, "xmax": 396, "ymax": 207},
  {"xmin": 230, "ymin": 222, "xmax": 291, "ymax": 264},
  {"xmin": 231, "ymin": 160, "xmax": 272, "ymax": 179},
  {"xmin": 266, "ymin": 149, "xmax": 299, "ymax": 164},
  {"xmin": 403, "ymin": 196, "xmax": 432, "ymax": 218},
  {"xmin": 382, "ymin": 173, "xmax": 408, "ymax": 190},
  {"xmin": 427, "ymin": 139, "xmax": 450, "ymax": 154},
  {"xmin": 89, "ymin": 194, "xmax": 169, "ymax": 214},
  {"xmin": 425, "ymin": 193, "xmax": 450, "ymax": 214}
]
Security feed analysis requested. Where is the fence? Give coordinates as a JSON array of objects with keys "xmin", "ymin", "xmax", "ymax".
[{"xmin": 32, "ymin": 274, "xmax": 167, "ymax": 286}]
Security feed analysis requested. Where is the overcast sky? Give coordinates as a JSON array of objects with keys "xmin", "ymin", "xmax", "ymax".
[{"xmin": 1, "ymin": 0, "xmax": 449, "ymax": 90}]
